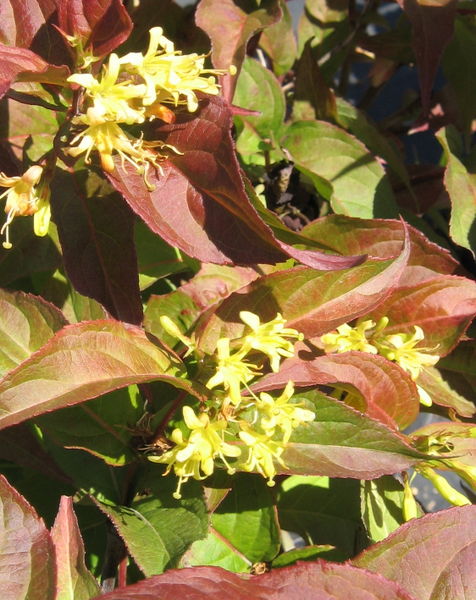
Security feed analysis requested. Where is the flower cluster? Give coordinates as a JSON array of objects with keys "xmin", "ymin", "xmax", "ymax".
[
  {"xmin": 150, "ymin": 312, "xmax": 315, "ymax": 498},
  {"xmin": 321, "ymin": 317, "xmax": 439, "ymax": 406},
  {"xmin": 67, "ymin": 27, "xmax": 233, "ymax": 176},
  {"xmin": 0, "ymin": 166, "xmax": 50, "ymax": 249}
]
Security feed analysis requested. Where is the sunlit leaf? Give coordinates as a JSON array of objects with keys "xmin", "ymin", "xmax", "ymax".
[
  {"xmin": 0, "ymin": 320, "xmax": 194, "ymax": 431},
  {"xmin": 195, "ymin": 0, "xmax": 282, "ymax": 101},
  {"xmin": 95, "ymin": 561, "xmax": 417, "ymax": 599},
  {"xmin": 253, "ymin": 352, "xmax": 420, "ymax": 430},
  {"xmin": 353, "ymin": 505, "xmax": 476, "ymax": 600},
  {"xmin": 0, "ymin": 474, "xmax": 55, "ymax": 600},
  {"xmin": 109, "ymin": 96, "xmax": 364, "ymax": 270},
  {"xmin": 282, "ymin": 120, "xmax": 397, "ymax": 218},
  {"xmin": 95, "ymin": 473, "xmax": 208, "ymax": 576},
  {"xmin": 57, "ymin": 0, "xmax": 133, "ymax": 57},
  {"xmin": 50, "ymin": 496, "xmax": 100, "ymax": 600},
  {"xmin": 0, "ymin": 288, "xmax": 67, "ymax": 376},
  {"xmin": 437, "ymin": 127, "xmax": 476, "ymax": 257}
]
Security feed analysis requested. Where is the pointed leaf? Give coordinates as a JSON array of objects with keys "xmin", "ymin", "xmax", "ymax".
[
  {"xmin": 282, "ymin": 120, "xmax": 398, "ymax": 218},
  {"xmin": 195, "ymin": 0, "xmax": 282, "ymax": 101},
  {"xmin": 109, "ymin": 96, "xmax": 364, "ymax": 270},
  {"xmin": 57, "ymin": 0, "xmax": 133, "ymax": 57},
  {"xmin": 0, "ymin": 474, "xmax": 55, "ymax": 600},
  {"xmin": 95, "ymin": 474, "xmax": 208, "ymax": 576},
  {"xmin": 253, "ymin": 352, "xmax": 420, "ymax": 430},
  {"xmin": 50, "ymin": 496, "xmax": 100, "ymax": 600},
  {"xmin": 0, "ymin": 43, "xmax": 69, "ymax": 98},
  {"xmin": 353, "ymin": 505, "xmax": 476, "ymax": 600},
  {"xmin": 417, "ymin": 365, "xmax": 475, "ymax": 417},
  {"xmin": 437, "ymin": 127, "xmax": 476, "ymax": 257},
  {"xmin": 259, "ymin": 0, "xmax": 297, "ymax": 76},
  {"xmin": 183, "ymin": 529, "xmax": 250, "ymax": 573},
  {"xmin": 95, "ymin": 562, "xmax": 417, "ymax": 600},
  {"xmin": 0, "ymin": 319, "xmax": 194, "ymax": 431},
  {"xmin": 396, "ymin": 0, "xmax": 457, "ymax": 114},
  {"xmin": 278, "ymin": 475, "xmax": 364, "ymax": 561},
  {"xmin": 301, "ymin": 215, "xmax": 458, "ymax": 281},
  {"xmin": 211, "ymin": 474, "xmax": 280, "ymax": 563},
  {"xmin": 36, "ymin": 386, "xmax": 145, "ymax": 466},
  {"xmin": 197, "ymin": 230, "xmax": 410, "ymax": 350},
  {"xmin": 280, "ymin": 392, "xmax": 423, "ymax": 479},
  {"xmin": 361, "ymin": 476, "xmax": 423, "ymax": 544},
  {"xmin": 0, "ymin": 288, "xmax": 67, "ymax": 376},
  {"xmin": 367, "ymin": 275, "xmax": 476, "ymax": 355},
  {"xmin": 50, "ymin": 168, "xmax": 143, "ymax": 324}
]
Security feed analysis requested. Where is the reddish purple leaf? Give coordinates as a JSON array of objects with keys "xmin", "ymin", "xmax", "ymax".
[
  {"xmin": 51, "ymin": 496, "xmax": 100, "ymax": 600},
  {"xmin": 95, "ymin": 561, "xmax": 416, "ymax": 600},
  {"xmin": 0, "ymin": 0, "xmax": 57, "ymax": 48},
  {"xmin": 353, "ymin": 505, "xmax": 476, "ymax": 600},
  {"xmin": 50, "ymin": 168, "xmax": 143, "ymax": 325},
  {"xmin": 252, "ymin": 352, "xmax": 420, "ymax": 430},
  {"xmin": 367, "ymin": 275, "xmax": 476, "ymax": 355},
  {"xmin": 397, "ymin": 0, "xmax": 457, "ymax": 114},
  {"xmin": 57, "ymin": 0, "xmax": 133, "ymax": 57},
  {"xmin": 0, "ymin": 319, "xmax": 197, "ymax": 431},
  {"xmin": 0, "ymin": 474, "xmax": 55, "ymax": 600},
  {"xmin": 197, "ymin": 229, "xmax": 410, "ymax": 352},
  {"xmin": 195, "ymin": 0, "xmax": 282, "ymax": 102},
  {"xmin": 109, "ymin": 97, "xmax": 364, "ymax": 270},
  {"xmin": 301, "ymin": 215, "xmax": 458, "ymax": 283},
  {"xmin": 0, "ymin": 43, "xmax": 69, "ymax": 98}
]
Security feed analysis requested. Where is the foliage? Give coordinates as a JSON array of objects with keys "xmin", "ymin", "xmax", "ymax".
[{"xmin": 0, "ymin": 0, "xmax": 475, "ymax": 598}]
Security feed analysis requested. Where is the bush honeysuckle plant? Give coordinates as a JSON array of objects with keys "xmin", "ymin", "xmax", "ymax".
[{"xmin": 0, "ymin": 0, "xmax": 475, "ymax": 599}]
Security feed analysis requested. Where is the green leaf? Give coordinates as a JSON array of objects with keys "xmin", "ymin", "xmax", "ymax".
[
  {"xmin": 282, "ymin": 120, "xmax": 397, "ymax": 218},
  {"xmin": 361, "ymin": 476, "xmax": 422, "ymax": 544},
  {"xmin": 282, "ymin": 391, "xmax": 424, "ymax": 479},
  {"xmin": 271, "ymin": 545, "xmax": 335, "ymax": 568},
  {"xmin": 417, "ymin": 366, "xmax": 475, "ymax": 418},
  {"xmin": 233, "ymin": 57, "xmax": 286, "ymax": 162},
  {"xmin": 0, "ymin": 288, "xmax": 67, "ymax": 377},
  {"xmin": 197, "ymin": 231, "xmax": 410, "ymax": 350},
  {"xmin": 144, "ymin": 291, "xmax": 200, "ymax": 349},
  {"xmin": 183, "ymin": 528, "xmax": 251, "ymax": 573},
  {"xmin": 35, "ymin": 386, "xmax": 144, "ymax": 466},
  {"xmin": 259, "ymin": 0, "xmax": 297, "ymax": 76},
  {"xmin": 0, "ymin": 320, "xmax": 196, "ymax": 431},
  {"xmin": 135, "ymin": 220, "xmax": 190, "ymax": 291},
  {"xmin": 96, "ymin": 472, "xmax": 208, "ymax": 576},
  {"xmin": 335, "ymin": 98, "xmax": 411, "ymax": 191},
  {"xmin": 212, "ymin": 473, "xmax": 280, "ymax": 563},
  {"xmin": 50, "ymin": 497, "xmax": 100, "ymax": 600},
  {"xmin": 278, "ymin": 475, "xmax": 365, "ymax": 561},
  {"xmin": 437, "ymin": 127, "xmax": 476, "ymax": 257}
]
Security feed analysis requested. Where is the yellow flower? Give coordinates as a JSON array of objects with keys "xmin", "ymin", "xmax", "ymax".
[
  {"xmin": 238, "ymin": 424, "xmax": 287, "ymax": 487},
  {"xmin": 321, "ymin": 319, "xmax": 379, "ymax": 354},
  {"xmin": 0, "ymin": 165, "xmax": 49, "ymax": 249},
  {"xmin": 205, "ymin": 337, "xmax": 261, "ymax": 407},
  {"xmin": 376, "ymin": 326, "xmax": 439, "ymax": 380},
  {"xmin": 119, "ymin": 27, "xmax": 225, "ymax": 112},
  {"xmin": 255, "ymin": 381, "xmax": 315, "ymax": 443},
  {"xmin": 150, "ymin": 406, "xmax": 241, "ymax": 499},
  {"xmin": 239, "ymin": 311, "xmax": 303, "ymax": 372},
  {"xmin": 68, "ymin": 53, "xmax": 146, "ymax": 125}
]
